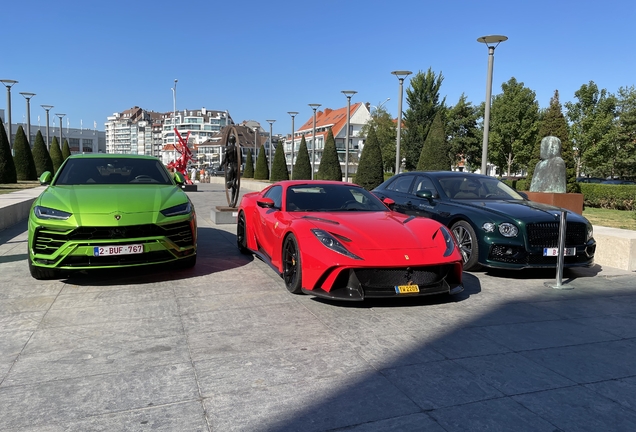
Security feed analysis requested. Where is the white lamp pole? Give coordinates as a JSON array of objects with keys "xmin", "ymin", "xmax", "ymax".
[
  {"xmin": 266, "ymin": 119, "xmax": 276, "ymax": 175},
  {"xmin": 341, "ymin": 91, "xmax": 357, "ymax": 182},
  {"xmin": 20, "ymin": 92, "xmax": 36, "ymax": 145},
  {"xmin": 288, "ymin": 111, "xmax": 298, "ymax": 178},
  {"xmin": 308, "ymin": 103, "xmax": 321, "ymax": 179},
  {"xmin": 41, "ymin": 105, "xmax": 53, "ymax": 150},
  {"xmin": 391, "ymin": 70, "xmax": 411, "ymax": 175},
  {"xmin": 0, "ymin": 79, "xmax": 18, "ymax": 150},
  {"xmin": 55, "ymin": 113, "xmax": 65, "ymax": 147}
]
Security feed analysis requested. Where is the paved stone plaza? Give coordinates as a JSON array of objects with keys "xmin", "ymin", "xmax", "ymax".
[{"xmin": 1, "ymin": 183, "xmax": 636, "ymax": 431}]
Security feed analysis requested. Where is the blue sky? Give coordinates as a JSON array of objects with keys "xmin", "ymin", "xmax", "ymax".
[{"xmin": 1, "ymin": 0, "xmax": 634, "ymax": 136}]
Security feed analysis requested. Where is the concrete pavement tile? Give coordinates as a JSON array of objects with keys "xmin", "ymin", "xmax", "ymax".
[
  {"xmin": 513, "ymin": 386, "xmax": 636, "ymax": 432},
  {"xmin": 3, "ymin": 401, "xmax": 209, "ymax": 432},
  {"xmin": 0, "ymin": 363, "xmax": 199, "ymax": 430},
  {"xmin": 40, "ymin": 299, "xmax": 179, "ymax": 328},
  {"xmin": 586, "ymin": 376, "xmax": 636, "ymax": 411},
  {"xmin": 5, "ymin": 334, "xmax": 192, "ymax": 386},
  {"xmin": 474, "ymin": 319, "xmax": 619, "ymax": 351},
  {"xmin": 426, "ymin": 327, "xmax": 512, "ymax": 359},
  {"xmin": 0, "ymin": 296, "xmax": 56, "ymax": 314},
  {"xmin": 382, "ymin": 360, "xmax": 503, "ymax": 410},
  {"xmin": 337, "ymin": 413, "xmax": 444, "ymax": 431},
  {"xmin": 529, "ymin": 295, "xmax": 636, "ymax": 319},
  {"xmin": 520, "ymin": 339, "xmax": 636, "ymax": 384},
  {"xmin": 0, "ymin": 311, "xmax": 46, "ymax": 332},
  {"xmin": 204, "ymin": 372, "xmax": 421, "ymax": 432},
  {"xmin": 50, "ymin": 287, "xmax": 175, "ymax": 309},
  {"xmin": 429, "ymin": 397, "xmax": 558, "ymax": 432},
  {"xmin": 466, "ymin": 301, "xmax": 565, "ymax": 327},
  {"xmin": 453, "ymin": 352, "xmax": 575, "ymax": 395},
  {"xmin": 0, "ymin": 282, "xmax": 62, "ymax": 299},
  {"xmin": 195, "ymin": 341, "xmax": 372, "ymax": 396},
  {"xmin": 572, "ymin": 313, "xmax": 636, "ymax": 339},
  {"xmin": 177, "ymin": 290, "xmax": 294, "ymax": 314}
]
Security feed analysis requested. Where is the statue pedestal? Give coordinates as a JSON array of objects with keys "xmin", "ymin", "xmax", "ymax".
[
  {"xmin": 211, "ymin": 206, "xmax": 238, "ymax": 224},
  {"xmin": 181, "ymin": 184, "xmax": 198, "ymax": 192},
  {"xmin": 525, "ymin": 192, "xmax": 584, "ymax": 215}
]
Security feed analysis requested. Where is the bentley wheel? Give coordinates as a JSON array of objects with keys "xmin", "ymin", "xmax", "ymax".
[
  {"xmin": 237, "ymin": 212, "xmax": 250, "ymax": 255},
  {"xmin": 282, "ymin": 235, "xmax": 303, "ymax": 294},
  {"xmin": 451, "ymin": 220, "xmax": 481, "ymax": 271}
]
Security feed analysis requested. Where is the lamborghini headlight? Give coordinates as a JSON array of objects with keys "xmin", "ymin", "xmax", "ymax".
[
  {"xmin": 34, "ymin": 206, "xmax": 72, "ymax": 220},
  {"xmin": 161, "ymin": 201, "xmax": 192, "ymax": 217},
  {"xmin": 311, "ymin": 229, "xmax": 362, "ymax": 260},
  {"xmin": 498, "ymin": 222, "xmax": 519, "ymax": 238}
]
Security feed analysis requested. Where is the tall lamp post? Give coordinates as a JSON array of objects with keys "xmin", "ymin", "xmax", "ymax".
[
  {"xmin": 20, "ymin": 92, "xmax": 36, "ymax": 145},
  {"xmin": 391, "ymin": 70, "xmax": 411, "ymax": 175},
  {"xmin": 308, "ymin": 103, "xmax": 321, "ymax": 179},
  {"xmin": 0, "ymin": 79, "xmax": 18, "ymax": 150},
  {"xmin": 41, "ymin": 105, "xmax": 53, "ymax": 150},
  {"xmin": 287, "ymin": 111, "xmax": 298, "ymax": 178},
  {"xmin": 341, "ymin": 91, "xmax": 357, "ymax": 183},
  {"xmin": 477, "ymin": 35, "xmax": 507, "ymax": 176},
  {"xmin": 55, "ymin": 113, "xmax": 65, "ymax": 147},
  {"xmin": 266, "ymin": 119, "xmax": 276, "ymax": 174}
]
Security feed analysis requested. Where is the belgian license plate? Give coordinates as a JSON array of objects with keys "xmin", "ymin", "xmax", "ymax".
[
  {"xmin": 94, "ymin": 244, "xmax": 143, "ymax": 256},
  {"xmin": 543, "ymin": 247, "xmax": 576, "ymax": 257},
  {"xmin": 396, "ymin": 285, "xmax": 420, "ymax": 294}
]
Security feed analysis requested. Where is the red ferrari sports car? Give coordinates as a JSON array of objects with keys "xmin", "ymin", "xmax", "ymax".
[{"xmin": 236, "ymin": 181, "xmax": 464, "ymax": 301}]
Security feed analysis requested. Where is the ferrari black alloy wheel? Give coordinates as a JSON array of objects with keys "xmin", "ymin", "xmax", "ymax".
[
  {"xmin": 237, "ymin": 212, "xmax": 250, "ymax": 255},
  {"xmin": 282, "ymin": 234, "xmax": 303, "ymax": 294}
]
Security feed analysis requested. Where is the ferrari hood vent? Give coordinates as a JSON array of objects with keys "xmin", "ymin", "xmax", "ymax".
[{"xmin": 301, "ymin": 216, "xmax": 339, "ymax": 225}]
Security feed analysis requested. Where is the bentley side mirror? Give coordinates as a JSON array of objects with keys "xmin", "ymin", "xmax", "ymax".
[{"xmin": 416, "ymin": 189, "xmax": 434, "ymax": 200}]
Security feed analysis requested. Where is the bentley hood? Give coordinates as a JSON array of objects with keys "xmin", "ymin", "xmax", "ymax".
[{"xmin": 452, "ymin": 199, "xmax": 588, "ymax": 224}]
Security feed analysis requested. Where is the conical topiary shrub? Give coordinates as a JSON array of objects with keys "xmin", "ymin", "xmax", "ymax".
[
  {"xmin": 13, "ymin": 126, "xmax": 38, "ymax": 180},
  {"xmin": 0, "ymin": 117, "xmax": 17, "ymax": 184},
  {"xmin": 254, "ymin": 146, "xmax": 269, "ymax": 180},
  {"xmin": 293, "ymin": 135, "xmax": 311, "ymax": 180},
  {"xmin": 62, "ymin": 139, "xmax": 71, "ymax": 160},
  {"xmin": 50, "ymin": 136, "xmax": 64, "ymax": 173},
  {"xmin": 243, "ymin": 149, "xmax": 254, "ymax": 178},
  {"xmin": 32, "ymin": 130, "xmax": 54, "ymax": 176},
  {"xmin": 355, "ymin": 126, "xmax": 384, "ymax": 190},
  {"xmin": 316, "ymin": 128, "xmax": 342, "ymax": 181},
  {"xmin": 417, "ymin": 111, "xmax": 450, "ymax": 171},
  {"xmin": 270, "ymin": 143, "xmax": 289, "ymax": 182}
]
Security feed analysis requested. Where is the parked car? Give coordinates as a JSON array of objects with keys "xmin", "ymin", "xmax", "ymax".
[
  {"xmin": 28, "ymin": 154, "xmax": 197, "ymax": 279},
  {"xmin": 601, "ymin": 179, "xmax": 636, "ymax": 185},
  {"xmin": 577, "ymin": 176, "xmax": 604, "ymax": 183},
  {"xmin": 237, "ymin": 180, "xmax": 464, "ymax": 301},
  {"xmin": 372, "ymin": 171, "xmax": 596, "ymax": 271},
  {"xmin": 208, "ymin": 165, "xmax": 225, "ymax": 177}
]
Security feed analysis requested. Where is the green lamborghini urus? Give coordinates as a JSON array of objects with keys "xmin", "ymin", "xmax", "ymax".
[{"xmin": 28, "ymin": 154, "xmax": 197, "ymax": 280}]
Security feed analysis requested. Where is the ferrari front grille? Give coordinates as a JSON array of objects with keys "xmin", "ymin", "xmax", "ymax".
[
  {"xmin": 527, "ymin": 222, "xmax": 587, "ymax": 248},
  {"xmin": 354, "ymin": 266, "xmax": 451, "ymax": 288}
]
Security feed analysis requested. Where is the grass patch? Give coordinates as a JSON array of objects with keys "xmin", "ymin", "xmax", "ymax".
[
  {"xmin": 583, "ymin": 207, "xmax": 636, "ymax": 230},
  {"xmin": 0, "ymin": 181, "xmax": 41, "ymax": 195}
]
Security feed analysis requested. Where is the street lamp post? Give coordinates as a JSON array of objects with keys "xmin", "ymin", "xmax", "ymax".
[
  {"xmin": 55, "ymin": 113, "xmax": 65, "ymax": 147},
  {"xmin": 477, "ymin": 35, "xmax": 507, "ymax": 176},
  {"xmin": 391, "ymin": 70, "xmax": 412, "ymax": 175},
  {"xmin": 371, "ymin": 97, "xmax": 390, "ymax": 115},
  {"xmin": 266, "ymin": 119, "xmax": 276, "ymax": 175},
  {"xmin": 341, "ymin": 91, "xmax": 357, "ymax": 183},
  {"xmin": 0, "ymin": 79, "xmax": 18, "ymax": 150},
  {"xmin": 308, "ymin": 103, "xmax": 321, "ymax": 179},
  {"xmin": 20, "ymin": 92, "xmax": 36, "ymax": 145},
  {"xmin": 287, "ymin": 112, "xmax": 298, "ymax": 178},
  {"xmin": 41, "ymin": 105, "xmax": 53, "ymax": 150}
]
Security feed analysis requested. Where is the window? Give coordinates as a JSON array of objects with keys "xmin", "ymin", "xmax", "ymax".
[
  {"xmin": 386, "ymin": 175, "xmax": 414, "ymax": 193},
  {"xmin": 264, "ymin": 185, "xmax": 283, "ymax": 209},
  {"xmin": 413, "ymin": 175, "xmax": 438, "ymax": 197}
]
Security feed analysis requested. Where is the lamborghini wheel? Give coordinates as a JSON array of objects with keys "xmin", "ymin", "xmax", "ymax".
[
  {"xmin": 282, "ymin": 234, "xmax": 302, "ymax": 294},
  {"xmin": 237, "ymin": 212, "xmax": 250, "ymax": 255}
]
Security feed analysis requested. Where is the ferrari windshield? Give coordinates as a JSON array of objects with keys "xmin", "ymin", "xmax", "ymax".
[
  {"xmin": 437, "ymin": 175, "xmax": 525, "ymax": 200},
  {"xmin": 286, "ymin": 184, "xmax": 389, "ymax": 212},
  {"xmin": 55, "ymin": 158, "xmax": 173, "ymax": 186}
]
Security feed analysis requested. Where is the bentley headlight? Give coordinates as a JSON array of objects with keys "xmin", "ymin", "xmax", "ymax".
[
  {"xmin": 34, "ymin": 206, "xmax": 72, "ymax": 220},
  {"xmin": 587, "ymin": 224, "xmax": 594, "ymax": 241},
  {"xmin": 439, "ymin": 226, "xmax": 456, "ymax": 257},
  {"xmin": 482, "ymin": 222, "xmax": 496, "ymax": 233},
  {"xmin": 311, "ymin": 229, "xmax": 362, "ymax": 260},
  {"xmin": 498, "ymin": 222, "xmax": 519, "ymax": 237},
  {"xmin": 161, "ymin": 201, "xmax": 192, "ymax": 217}
]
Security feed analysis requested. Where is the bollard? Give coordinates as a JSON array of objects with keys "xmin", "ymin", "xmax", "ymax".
[{"xmin": 545, "ymin": 210, "xmax": 574, "ymax": 290}]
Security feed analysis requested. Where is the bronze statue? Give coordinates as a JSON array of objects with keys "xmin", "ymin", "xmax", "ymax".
[
  {"xmin": 530, "ymin": 136, "xmax": 566, "ymax": 193},
  {"xmin": 220, "ymin": 126, "xmax": 242, "ymax": 207}
]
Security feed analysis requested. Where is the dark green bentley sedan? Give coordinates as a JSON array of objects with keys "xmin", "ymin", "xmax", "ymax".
[
  {"xmin": 28, "ymin": 154, "xmax": 197, "ymax": 279},
  {"xmin": 373, "ymin": 172, "xmax": 595, "ymax": 271}
]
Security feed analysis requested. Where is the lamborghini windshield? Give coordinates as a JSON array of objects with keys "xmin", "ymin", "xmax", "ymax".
[{"xmin": 55, "ymin": 158, "xmax": 173, "ymax": 186}]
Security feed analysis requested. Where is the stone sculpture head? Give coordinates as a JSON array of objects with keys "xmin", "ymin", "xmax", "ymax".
[{"xmin": 540, "ymin": 136, "xmax": 561, "ymax": 160}]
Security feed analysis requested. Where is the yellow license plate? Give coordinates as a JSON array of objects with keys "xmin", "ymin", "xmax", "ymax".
[{"xmin": 396, "ymin": 285, "xmax": 420, "ymax": 294}]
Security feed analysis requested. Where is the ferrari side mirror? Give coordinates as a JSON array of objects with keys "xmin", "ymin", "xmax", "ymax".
[
  {"xmin": 257, "ymin": 198, "xmax": 276, "ymax": 209},
  {"xmin": 382, "ymin": 197, "xmax": 395, "ymax": 210}
]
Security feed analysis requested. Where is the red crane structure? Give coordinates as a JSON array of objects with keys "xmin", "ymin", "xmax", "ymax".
[{"xmin": 166, "ymin": 128, "xmax": 194, "ymax": 184}]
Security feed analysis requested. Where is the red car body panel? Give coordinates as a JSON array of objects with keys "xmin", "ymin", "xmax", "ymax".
[{"xmin": 238, "ymin": 181, "xmax": 464, "ymax": 300}]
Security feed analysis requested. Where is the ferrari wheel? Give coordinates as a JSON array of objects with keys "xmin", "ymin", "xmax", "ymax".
[
  {"xmin": 237, "ymin": 212, "xmax": 250, "ymax": 255},
  {"xmin": 451, "ymin": 220, "xmax": 481, "ymax": 271},
  {"xmin": 282, "ymin": 235, "xmax": 303, "ymax": 294}
]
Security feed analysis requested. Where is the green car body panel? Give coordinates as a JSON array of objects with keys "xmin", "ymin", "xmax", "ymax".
[{"xmin": 28, "ymin": 154, "xmax": 197, "ymax": 279}]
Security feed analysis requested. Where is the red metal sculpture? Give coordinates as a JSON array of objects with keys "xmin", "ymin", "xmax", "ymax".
[{"xmin": 166, "ymin": 128, "xmax": 194, "ymax": 184}]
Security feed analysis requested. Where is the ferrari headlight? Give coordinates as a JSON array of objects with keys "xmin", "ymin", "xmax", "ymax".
[
  {"xmin": 498, "ymin": 222, "xmax": 519, "ymax": 237},
  {"xmin": 311, "ymin": 229, "xmax": 362, "ymax": 260},
  {"xmin": 34, "ymin": 206, "xmax": 72, "ymax": 220},
  {"xmin": 439, "ymin": 226, "xmax": 456, "ymax": 257},
  {"xmin": 161, "ymin": 201, "xmax": 192, "ymax": 217}
]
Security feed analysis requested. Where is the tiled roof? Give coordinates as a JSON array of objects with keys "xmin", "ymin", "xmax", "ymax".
[{"xmin": 296, "ymin": 102, "xmax": 362, "ymax": 138}]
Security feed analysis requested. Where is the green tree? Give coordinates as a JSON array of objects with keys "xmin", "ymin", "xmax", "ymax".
[
  {"xmin": 613, "ymin": 86, "xmax": 636, "ymax": 178},
  {"xmin": 13, "ymin": 126, "xmax": 37, "ymax": 180},
  {"xmin": 417, "ymin": 111, "xmax": 450, "ymax": 171},
  {"xmin": 489, "ymin": 77, "xmax": 540, "ymax": 177},
  {"xmin": 50, "ymin": 136, "xmax": 64, "ymax": 173},
  {"xmin": 0, "ymin": 117, "xmax": 17, "ymax": 184},
  {"xmin": 253, "ymin": 146, "xmax": 269, "ymax": 180},
  {"xmin": 447, "ymin": 94, "xmax": 481, "ymax": 172},
  {"xmin": 355, "ymin": 126, "xmax": 384, "ymax": 190},
  {"xmin": 565, "ymin": 81, "xmax": 617, "ymax": 177},
  {"xmin": 243, "ymin": 149, "xmax": 254, "ymax": 178},
  {"xmin": 361, "ymin": 103, "xmax": 397, "ymax": 173},
  {"xmin": 402, "ymin": 68, "xmax": 446, "ymax": 171},
  {"xmin": 270, "ymin": 143, "xmax": 289, "ymax": 181},
  {"xmin": 527, "ymin": 90, "xmax": 579, "ymax": 193},
  {"xmin": 62, "ymin": 139, "xmax": 71, "ymax": 160},
  {"xmin": 293, "ymin": 135, "xmax": 312, "ymax": 180},
  {"xmin": 316, "ymin": 128, "xmax": 342, "ymax": 181},
  {"xmin": 32, "ymin": 130, "xmax": 54, "ymax": 176}
]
